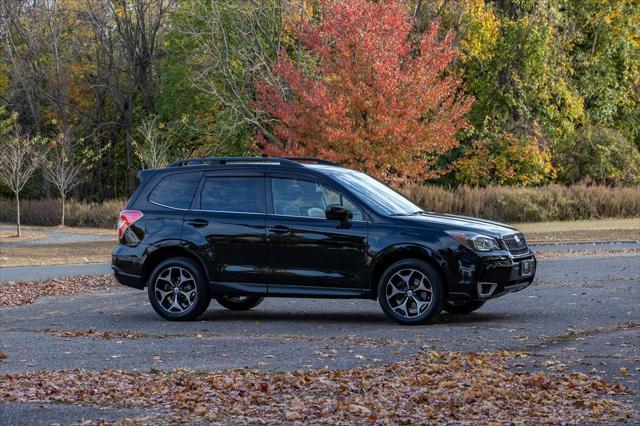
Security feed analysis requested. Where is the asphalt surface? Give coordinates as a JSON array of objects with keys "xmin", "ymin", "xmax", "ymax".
[{"xmin": 0, "ymin": 251, "xmax": 639, "ymax": 424}]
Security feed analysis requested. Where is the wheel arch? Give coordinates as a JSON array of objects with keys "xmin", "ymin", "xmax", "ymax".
[
  {"xmin": 141, "ymin": 242, "xmax": 210, "ymax": 286},
  {"xmin": 369, "ymin": 244, "xmax": 449, "ymax": 299}
]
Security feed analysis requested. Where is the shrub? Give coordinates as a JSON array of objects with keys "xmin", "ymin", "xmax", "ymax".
[
  {"xmin": 1, "ymin": 184, "xmax": 638, "ymax": 227},
  {"xmin": 0, "ymin": 198, "xmax": 123, "ymax": 228},
  {"xmin": 455, "ymin": 132, "xmax": 555, "ymax": 186},
  {"xmin": 402, "ymin": 184, "xmax": 640, "ymax": 223}
]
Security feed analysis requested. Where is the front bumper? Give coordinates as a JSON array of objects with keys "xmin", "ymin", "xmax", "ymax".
[{"xmin": 448, "ymin": 252, "xmax": 536, "ymax": 302}]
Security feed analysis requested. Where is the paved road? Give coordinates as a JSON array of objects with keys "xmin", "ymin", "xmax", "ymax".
[
  {"xmin": 0, "ymin": 224, "xmax": 114, "ymax": 247},
  {"xmin": 1, "ymin": 252, "xmax": 639, "ymax": 424}
]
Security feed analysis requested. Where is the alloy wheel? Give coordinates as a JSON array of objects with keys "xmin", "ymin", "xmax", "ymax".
[
  {"xmin": 154, "ymin": 266, "xmax": 198, "ymax": 314},
  {"xmin": 385, "ymin": 268, "xmax": 433, "ymax": 318}
]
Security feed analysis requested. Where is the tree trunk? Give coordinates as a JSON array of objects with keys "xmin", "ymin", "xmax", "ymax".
[
  {"xmin": 61, "ymin": 195, "xmax": 66, "ymax": 227},
  {"xmin": 15, "ymin": 191, "xmax": 21, "ymax": 237}
]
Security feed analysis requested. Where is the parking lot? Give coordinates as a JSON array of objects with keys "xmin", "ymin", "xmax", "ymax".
[{"xmin": 1, "ymin": 249, "xmax": 638, "ymax": 424}]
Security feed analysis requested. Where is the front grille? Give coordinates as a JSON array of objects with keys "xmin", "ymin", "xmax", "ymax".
[{"xmin": 502, "ymin": 233, "xmax": 529, "ymax": 255}]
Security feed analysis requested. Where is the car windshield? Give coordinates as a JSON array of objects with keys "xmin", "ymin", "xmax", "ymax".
[{"xmin": 328, "ymin": 169, "xmax": 423, "ymax": 216}]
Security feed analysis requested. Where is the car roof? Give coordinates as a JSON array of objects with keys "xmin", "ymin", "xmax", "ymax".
[{"xmin": 147, "ymin": 158, "xmax": 349, "ymax": 177}]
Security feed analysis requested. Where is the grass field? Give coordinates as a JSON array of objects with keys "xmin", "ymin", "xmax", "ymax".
[
  {"xmin": 0, "ymin": 241, "xmax": 115, "ymax": 267},
  {"xmin": 514, "ymin": 218, "xmax": 640, "ymax": 242}
]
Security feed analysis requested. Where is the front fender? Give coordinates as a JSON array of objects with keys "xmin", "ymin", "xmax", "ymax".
[{"xmin": 365, "ymin": 242, "xmax": 460, "ymax": 298}]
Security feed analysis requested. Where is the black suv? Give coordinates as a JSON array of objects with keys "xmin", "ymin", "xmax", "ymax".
[{"xmin": 112, "ymin": 157, "xmax": 536, "ymax": 325}]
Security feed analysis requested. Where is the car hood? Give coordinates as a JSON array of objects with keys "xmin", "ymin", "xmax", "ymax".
[{"xmin": 396, "ymin": 213, "xmax": 518, "ymax": 238}]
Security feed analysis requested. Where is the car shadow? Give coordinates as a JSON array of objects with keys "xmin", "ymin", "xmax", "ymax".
[
  {"xmin": 152, "ymin": 309, "xmax": 531, "ymax": 327},
  {"xmin": 198, "ymin": 309, "xmax": 392, "ymax": 324}
]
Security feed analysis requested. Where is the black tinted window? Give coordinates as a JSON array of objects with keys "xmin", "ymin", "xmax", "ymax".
[
  {"xmin": 200, "ymin": 177, "xmax": 265, "ymax": 213},
  {"xmin": 148, "ymin": 172, "xmax": 202, "ymax": 209}
]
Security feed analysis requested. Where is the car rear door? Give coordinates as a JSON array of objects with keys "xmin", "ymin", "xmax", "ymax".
[
  {"xmin": 183, "ymin": 170, "xmax": 268, "ymax": 295},
  {"xmin": 265, "ymin": 172, "xmax": 368, "ymax": 295}
]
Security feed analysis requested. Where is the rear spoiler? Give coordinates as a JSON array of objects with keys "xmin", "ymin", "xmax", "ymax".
[{"xmin": 138, "ymin": 169, "xmax": 157, "ymax": 184}]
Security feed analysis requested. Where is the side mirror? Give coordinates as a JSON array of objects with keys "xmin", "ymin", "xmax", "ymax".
[{"xmin": 325, "ymin": 204, "xmax": 353, "ymax": 221}]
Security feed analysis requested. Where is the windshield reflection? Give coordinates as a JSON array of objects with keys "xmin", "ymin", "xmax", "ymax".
[{"xmin": 328, "ymin": 170, "xmax": 422, "ymax": 216}]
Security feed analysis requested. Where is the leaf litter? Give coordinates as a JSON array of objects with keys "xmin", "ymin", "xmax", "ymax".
[
  {"xmin": 0, "ymin": 275, "xmax": 117, "ymax": 308},
  {"xmin": 0, "ymin": 351, "xmax": 635, "ymax": 424}
]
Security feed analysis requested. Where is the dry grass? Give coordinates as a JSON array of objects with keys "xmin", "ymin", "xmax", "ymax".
[
  {"xmin": 2, "ymin": 184, "xmax": 639, "ymax": 230},
  {"xmin": 0, "ymin": 241, "xmax": 115, "ymax": 267},
  {"xmin": 0, "ymin": 231, "xmax": 48, "ymax": 243},
  {"xmin": 403, "ymin": 184, "xmax": 640, "ymax": 223},
  {"xmin": 0, "ymin": 198, "xmax": 123, "ymax": 229}
]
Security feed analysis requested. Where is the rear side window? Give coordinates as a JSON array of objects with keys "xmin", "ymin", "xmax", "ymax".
[
  {"xmin": 200, "ymin": 177, "xmax": 265, "ymax": 213},
  {"xmin": 148, "ymin": 172, "xmax": 202, "ymax": 209}
]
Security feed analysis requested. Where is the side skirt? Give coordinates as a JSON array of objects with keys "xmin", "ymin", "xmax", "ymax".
[{"xmin": 209, "ymin": 282, "xmax": 364, "ymax": 299}]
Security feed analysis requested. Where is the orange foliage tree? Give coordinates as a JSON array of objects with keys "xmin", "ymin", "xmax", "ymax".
[{"xmin": 255, "ymin": 0, "xmax": 472, "ymax": 184}]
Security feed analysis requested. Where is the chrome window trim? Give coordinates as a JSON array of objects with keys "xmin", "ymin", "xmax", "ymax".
[
  {"xmin": 189, "ymin": 208, "xmax": 266, "ymax": 215},
  {"xmin": 149, "ymin": 200, "xmax": 189, "ymax": 211},
  {"xmin": 266, "ymin": 212, "xmax": 370, "ymax": 224}
]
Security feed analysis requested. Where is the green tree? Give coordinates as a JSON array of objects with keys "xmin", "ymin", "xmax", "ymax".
[
  {"xmin": 568, "ymin": 0, "xmax": 640, "ymax": 147},
  {"xmin": 555, "ymin": 125, "xmax": 640, "ymax": 185}
]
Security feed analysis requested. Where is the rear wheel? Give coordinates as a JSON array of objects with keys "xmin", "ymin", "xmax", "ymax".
[
  {"xmin": 377, "ymin": 259, "xmax": 443, "ymax": 325},
  {"xmin": 216, "ymin": 295, "xmax": 264, "ymax": 311},
  {"xmin": 443, "ymin": 300, "xmax": 486, "ymax": 314},
  {"xmin": 147, "ymin": 257, "xmax": 210, "ymax": 321}
]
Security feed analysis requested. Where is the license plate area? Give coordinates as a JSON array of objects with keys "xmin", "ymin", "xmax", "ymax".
[{"xmin": 520, "ymin": 260, "xmax": 535, "ymax": 277}]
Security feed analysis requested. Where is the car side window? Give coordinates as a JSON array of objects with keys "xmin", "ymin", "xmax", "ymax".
[
  {"xmin": 148, "ymin": 172, "xmax": 202, "ymax": 209},
  {"xmin": 200, "ymin": 177, "xmax": 265, "ymax": 213},
  {"xmin": 271, "ymin": 177, "xmax": 363, "ymax": 221}
]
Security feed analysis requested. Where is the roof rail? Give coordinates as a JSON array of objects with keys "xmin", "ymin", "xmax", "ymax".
[
  {"xmin": 283, "ymin": 157, "xmax": 339, "ymax": 166},
  {"xmin": 167, "ymin": 156, "xmax": 339, "ymax": 168},
  {"xmin": 167, "ymin": 157, "xmax": 305, "ymax": 168}
]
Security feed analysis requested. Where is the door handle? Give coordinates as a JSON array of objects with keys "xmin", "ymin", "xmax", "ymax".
[
  {"xmin": 269, "ymin": 225, "xmax": 290, "ymax": 235},
  {"xmin": 186, "ymin": 218, "xmax": 209, "ymax": 228}
]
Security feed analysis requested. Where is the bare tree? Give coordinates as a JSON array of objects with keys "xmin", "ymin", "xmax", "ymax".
[
  {"xmin": 42, "ymin": 134, "xmax": 86, "ymax": 226},
  {"xmin": 133, "ymin": 115, "xmax": 187, "ymax": 170},
  {"xmin": 178, "ymin": 0, "xmax": 291, "ymax": 146},
  {"xmin": 84, "ymin": 0, "xmax": 174, "ymax": 193},
  {"xmin": 0, "ymin": 129, "xmax": 46, "ymax": 236},
  {"xmin": 133, "ymin": 118, "xmax": 166, "ymax": 169}
]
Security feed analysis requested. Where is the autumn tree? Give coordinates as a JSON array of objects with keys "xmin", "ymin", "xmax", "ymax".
[{"xmin": 255, "ymin": 0, "xmax": 472, "ymax": 184}]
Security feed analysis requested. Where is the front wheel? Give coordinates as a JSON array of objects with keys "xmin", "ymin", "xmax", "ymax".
[
  {"xmin": 443, "ymin": 300, "xmax": 486, "ymax": 314},
  {"xmin": 377, "ymin": 259, "xmax": 444, "ymax": 325},
  {"xmin": 147, "ymin": 257, "xmax": 210, "ymax": 321},
  {"xmin": 216, "ymin": 295, "xmax": 264, "ymax": 311}
]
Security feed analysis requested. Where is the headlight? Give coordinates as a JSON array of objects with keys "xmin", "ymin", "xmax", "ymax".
[{"xmin": 446, "ymin": 231, "xmax": 501, "ymax": 252}]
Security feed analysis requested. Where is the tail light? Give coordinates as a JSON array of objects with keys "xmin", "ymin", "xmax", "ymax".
[{"xmin": 118, "ymin": 210, "xmax": 143, "ymax": 239}]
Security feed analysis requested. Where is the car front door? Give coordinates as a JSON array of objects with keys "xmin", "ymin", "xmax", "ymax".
[
  {"xmin": 183, "ymin": 171, "xmax": 267, "ymax": 295},
  {"xmin": 266, "ymin": 174, "xmax": 368, "ymax": 295}
]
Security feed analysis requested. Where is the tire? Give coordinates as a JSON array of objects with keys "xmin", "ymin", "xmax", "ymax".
[
  {"xmin": 216, "ymin": 295, "xmax": 264, "ymax": 311},
  {"xmin": 443, "ymin": 300, "xmax": 486, "ymax": 314},
  {"xmin": 377, "ymin": 258, "xmax": 444, "ymax": 325},
  {"xmin": 147, "ymin": 257, "xmax": 210, "ymax": 321}
]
